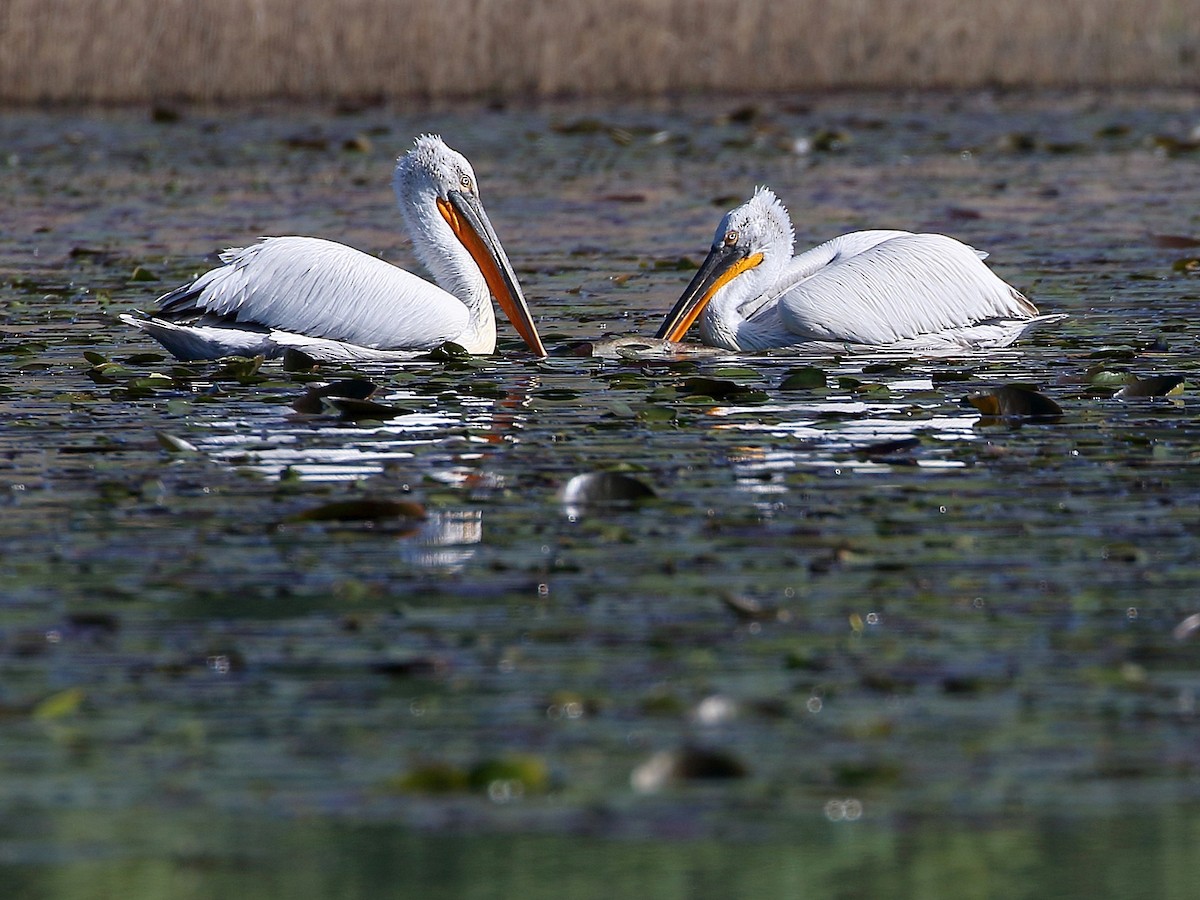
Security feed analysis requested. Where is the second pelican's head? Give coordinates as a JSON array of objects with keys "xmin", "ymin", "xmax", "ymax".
[
  {"xmin": 656, "ymin": 188, "xmax": 794, "ymax": 343},
  {"xmin": 395, "ymin": 135, "xmax": 546, "ymax": 356}
]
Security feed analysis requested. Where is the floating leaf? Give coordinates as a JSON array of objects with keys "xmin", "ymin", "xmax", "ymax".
[
  {"xmin": 370, "ymin": 657, "xmax": 447, "ymax": 677},
  {"xmin": 931, "ymin": 369, "xmax": 975, "ymax": 383},
  {"xmin": 853, "ymin": 437, "xmax": 921, "ymax": 459},
  {"xmin": 967, "ymin": 385, "xmax": 1063, "ymax": 418},
  {"xmin": 1150, "ymin": 234, "xmax": 1200, "ymax": 249},
  {"xmin": 468, "ymin": 754, "xmax": 550, "ymax": 794},
  {"xmin": 32, "ymin": 687, "xmax": 85, "ymax": 721},
  {"xmin": 652, "ymin": 256, "xmax": 698, "ymax": 271},
  {"xmin": 1172, "ymin": 257, "xmax": 1200, "ymax": 273},
  {"xmin": 1114, "ymin": 374, "xmax": 1185, "ymax": 398},
  {"xmin": 427, "ymin": 341, "xmax": 472, "ymax": 361},
  {"xmin": 779, "ymin": 366, "xmax": 825, "ymax": 390},
  {"xmin": 325, "ymin": 397, "xmax": 417, "ymax": 420},
  {"xmin": 83, "ymin": 350, "xmax": 108, "ymax": 365},
  {"xmin": 291, "ymin": 379, "xmax": 379, "ymax": 414},
  {"xmin": 631, "ymin": 746, "xmax": 748, "ymax": 793},
  {"xmin": 719, "ymin": 593, "xmax": 789, "ymax": 623},
  {"xmin": 129, "ymin": 265, "xmax": 159, "ymax": 282},
  {"xmin": 155, "ymin": 431, "xmax": 199, "ymax": 453},
  {"xmin": 1085, "ymin": 366, "xmax": 1135, "ymax": 388},
  {"xmin": 392, "ymin": 762, "xmax": 470, "ymax": 794},
  {"xmin": 208, "ymin": 356, "xmax": 264, "ymax": 382},
  {"xmin": 559, "ymin": 472, "xmax": 656, "ymax": 508},
  {"xmin": 679, "ymin": 376, "xmax": 755, "ymax": 399},
  {"xmin": 291, "ymin": 499, "xmax": 427, "ymax": 523}
]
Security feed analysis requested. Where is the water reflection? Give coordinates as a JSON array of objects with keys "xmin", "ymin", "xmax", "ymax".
[
  {"xmin": 398, "ymin": 508, "xmax": 483, "ymax": 572},
  {"xmin": 6, "ymin": 804, "xmax": 1200, "ymax": 900}
]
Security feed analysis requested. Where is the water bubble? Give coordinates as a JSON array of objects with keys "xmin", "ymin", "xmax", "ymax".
[
  {"xmin": 1126, "ymin": 607, "xmax": 1138, "ymax": 620},
  {"xmin": 806, "ymin": 696, "xmax": 823, "ymax": 714},
  {"xmin": 207, "ymin": 655, "xmax": 230, "ymax": 675},
  {"xmin": 865, "ymin": 612, "xmax": 880, "ymax": 626}
]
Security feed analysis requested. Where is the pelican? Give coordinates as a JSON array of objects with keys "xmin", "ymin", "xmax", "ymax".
[
  {"xmin": 120, "ymin": 135, "xmax": 546, "ymax": 362},
  {"xmin": 656, "ymin": 188, "xmax": 1064, "ymax": 352}
]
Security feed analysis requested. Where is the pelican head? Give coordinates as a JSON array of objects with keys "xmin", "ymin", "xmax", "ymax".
[
  {"xmin": 656, "ymin": 187, "xmax": 794, "ymax": 342},
  {"xmin": 394, "ymin": 135, "xmax": 545, "ymax": 356}
]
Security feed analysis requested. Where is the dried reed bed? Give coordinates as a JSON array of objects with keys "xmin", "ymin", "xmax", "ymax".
[{"xmin": 2, "ymin": 0, "xmax": 1198, "ymax": 104}]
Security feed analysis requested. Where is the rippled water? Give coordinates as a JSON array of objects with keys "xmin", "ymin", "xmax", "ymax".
[{"xmin": 3, "ymin": 92, "xmax": 1200, "ymax": 898}]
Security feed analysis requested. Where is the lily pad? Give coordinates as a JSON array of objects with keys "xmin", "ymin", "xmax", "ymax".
[
  {"xmin": 559, "ymin": 472, "xmax": 656, "ymax": 508},
  {"xmin": 1113, "ymin": 375, "xmax": 1185, "ymax": 398},
  {"xmin": 679, "ymin": 376, "xmax": 756, "ymax": 399},
  {"xmin": 290, "ymin": 499, "xmax": 427, "ymax": 523},
  {"xmin": 291, "ymin": 379, "xmax": 379, "ymax": 414},
  {"xmin": 967, "ymin": 386, "xmax": 1063, "ymax": 418},
  {"xmin": 779, "ymin": 366, "xmax": 826, "ymax": 390}
]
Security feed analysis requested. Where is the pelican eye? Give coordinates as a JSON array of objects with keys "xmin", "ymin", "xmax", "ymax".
[
  {"xmin": 459, "ymin": 173, "xmax": 473, "ymax": 190},
  {"xmin": 723, "ymin": 229, "xmax": 739, "ymax": 247}
]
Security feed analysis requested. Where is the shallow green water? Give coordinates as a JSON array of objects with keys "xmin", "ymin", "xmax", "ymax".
[{"xmin": 2, "ymin": 92, "xmax": 1200, "ymax": 897}]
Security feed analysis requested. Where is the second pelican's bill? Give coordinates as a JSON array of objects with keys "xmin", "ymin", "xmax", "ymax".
[{"xmin": 657, "ymin": 188, "xmax": 1064, "ymax": 352}]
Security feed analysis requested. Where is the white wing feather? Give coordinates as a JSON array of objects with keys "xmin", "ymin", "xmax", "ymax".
[
  {"xmin": 775, "ymin": 233, "xmax": 1036, "ymax": 345},
  {"xmin": 169, "ymin": 237, "xmax": 471, "ymax": 350}
]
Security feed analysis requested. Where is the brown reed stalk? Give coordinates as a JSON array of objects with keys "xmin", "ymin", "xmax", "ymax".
[{"xmin": 1, "ymin": 0, "xmax": 1197, "ymax": 104}]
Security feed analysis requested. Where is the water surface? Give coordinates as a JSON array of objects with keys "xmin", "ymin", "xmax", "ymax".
[{"xmin": 2, "ymin": 92, "xmax": 1200, "ymax": 897}]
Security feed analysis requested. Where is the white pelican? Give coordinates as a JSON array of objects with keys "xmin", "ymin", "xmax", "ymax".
[
  {"xmin": 121, "ymin": 135, "xmax": 546, "ymax": 362},
  {"xmin": 656, "ymin": 188, "xmax": 1064, "ymax": 352}
]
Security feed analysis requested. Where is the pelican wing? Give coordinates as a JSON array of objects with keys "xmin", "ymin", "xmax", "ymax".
[
  {"xmin": 774, "ymin": 233, "xmax": 1036, "ymax": 345},
  {"xmin": 158, "ymin": 236, "xmax": 471, "ymax": 351}
]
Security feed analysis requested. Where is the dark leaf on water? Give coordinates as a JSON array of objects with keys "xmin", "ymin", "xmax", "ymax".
[
  {"xmin": 550, "ymin": 118, "xmax": 605, "ymax": 134},
  {"xmin": 1150, "ymin": 234, "xmax": 1200, "ymax": 249},
  {"xmin": 652, "ymin": 256, "xmax": 698, "ymax": 271},
  {"xmin": 370, "ymin": 656, "xmax": 447, "ymax": 678},
  {"xmin": 1113, "ymin": 374, "xmax": 1185, "ymax": 398},
  {"xmin": 862, "ymin": 360, "xmax": 911, "ymax": 375},
  {"xmin": 779, "ymin": 366, "xmax": 826, "ymax": 390},
  {"xmin": 631, "ymin": 746, "xmax": 749, "ymax": 793},
  {"xmin": 931, "ymin": 369, "xmax": 975, "ymax": 383},
  {"xmin": 291, "ymin": 499, "xmax": 427, "ymax": 523},
  {"xmin": 326, "ymin": 397, "xmax": 417, "ymax": 420},
  {"xmin": 208, "ymin": 356, "xmax": 264, "ymax": 382},
  {"xmin": 291, "ymin": 379, "xmax": 379, "ymax": 414},
  {"xmin": 129, "ymin": 265, "xmax": 159, "ymax": 282},
  {"xmin": 121, "ymin": 352, "xmax": 168, "ymax": 365},
  {"xmin": 559, "ymin": 472, "xmax": 656, "ymax": 507},
  {"xmin": 967, "ymin": 385, "xmax": 1063, "ymax": 418},
  {"xmin": 281, "ymin": 348, "xmax": 320, "ymax": 371},
  {"xmin": 719, "ymin": 593, "xmax": 789, "ymax": 623},
  {"xmin": 1171, "ymin": 257, "xmax": 1200, "ymax": 273},
  {"xmin": 679, "ymin": 376, "xmax": 755, "ymax": 399},
  {"xmin": 427, "ymin": 341, "xmax": 472, "ymax": 361},
  {"xmin": 853, "ymin": 437, "xmax": 922, "ymax": 458},
  {"xmin": 83, "ymin": 350, "xmax": 108, "ymax": 366}
]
